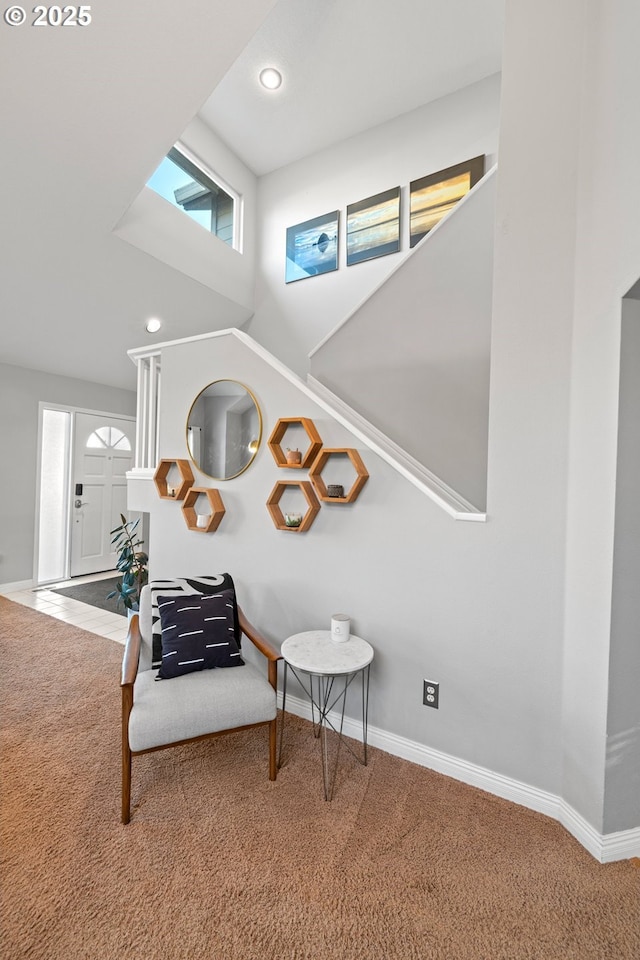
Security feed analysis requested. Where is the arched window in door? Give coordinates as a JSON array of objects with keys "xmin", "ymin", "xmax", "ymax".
[{"xmin": 85, "ymin": 426, "xmax": 132, "ymax": 451}]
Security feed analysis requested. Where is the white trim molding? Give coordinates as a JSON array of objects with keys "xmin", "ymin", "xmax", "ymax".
[{"xmin": 278, "ymin": 692, "xmax": 640, "ymax": 864}]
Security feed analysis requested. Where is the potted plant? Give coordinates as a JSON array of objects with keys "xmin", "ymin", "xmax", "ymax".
[{"xmin": 107, "ymin": 514, "xmax": 149, "ymax": 611}]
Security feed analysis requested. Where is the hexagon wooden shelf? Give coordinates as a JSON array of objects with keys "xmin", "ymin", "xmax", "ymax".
[
  {"xmin": 154, "ymin": 459, "xmax": 194, "ymax": 500},
  {"xmin": 268, "ymin": 417, "xmax": 323, "ymax": 469},
  {"xmin": 266, "ymin": 480, "xmax": 320, "ymax": 532},
  {"xmin": 308, "ymin": 448, "xmax": 369, "ymax": 503},
  {"xmin": 181, "ymin": 487, "xmax": 226, "ymax": 533}
]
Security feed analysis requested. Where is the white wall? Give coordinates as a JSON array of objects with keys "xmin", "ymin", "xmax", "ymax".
[
  {"xmin": 490, "ymin": 0, "xmax": 583, "ymax": 820},
  {"xmin": 0, "ymin": 363, "xmax": 136, "ymax": 586},
  {"xmin": 249, "ymin": 74, "xmax": 502, "ymax": 375},
  {"xmin": 490, "ymin": 0, "xmax": 640, "ymax": 835},
  {"xmin": 560, "ymin": 0, "xmax": 640, "ymax": 834},
  {"xmin": 605, "ymin": 297, "xmax": 640, "ymax": 832},
  {"xmin": 149, "ymin": 331, "xmax": 567, "ymax": 805}
]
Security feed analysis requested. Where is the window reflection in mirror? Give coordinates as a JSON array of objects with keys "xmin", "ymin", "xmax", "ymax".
[{"xmin": 186, "ymin": 380, "xmax": 262, "ymax": 480}]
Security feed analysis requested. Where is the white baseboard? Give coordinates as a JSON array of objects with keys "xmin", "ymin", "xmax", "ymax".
[
  {"xmin": 559, "ymin": 806, "xmax": 640, "ymax": 864},
  {"xmin": 0, "ymin": 579, "xmax": 34, "ymax": 594},
  {"xmin": 278, "ymin": 693, "xmax": 640, "ymax": 864},
  {"xmin": 598, "ymin": 825, "xmax": 640, "ymax": 863}
]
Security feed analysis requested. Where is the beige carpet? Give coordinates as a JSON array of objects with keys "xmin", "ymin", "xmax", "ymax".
[{"xmin": 1, "ymin": 597, "xmax": 638, "ymax": 960}]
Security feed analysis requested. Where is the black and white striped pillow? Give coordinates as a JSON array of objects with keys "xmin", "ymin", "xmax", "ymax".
[
  {"xmin": 149, "ymin": 575, "xmax": 239, "ymax": 669},
  {"xmin": 155, "ymin": 592, "xmax": 243, "ymax": 680}
]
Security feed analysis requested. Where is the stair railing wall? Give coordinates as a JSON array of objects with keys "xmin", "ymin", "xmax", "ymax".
[{"xmin": 308, "ymin": 168, "xmax": 497, "ymax": 512}]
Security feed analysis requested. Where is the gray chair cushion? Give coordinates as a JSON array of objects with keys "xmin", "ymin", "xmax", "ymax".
[{"xmin": 128, "ymin": 661, "xmax": 276, "ymax": 753}]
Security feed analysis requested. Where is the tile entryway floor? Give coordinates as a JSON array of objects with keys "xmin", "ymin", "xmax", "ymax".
[{"xmin": 1, "ymin": 571, "xmax": 128, "ymax": 645}]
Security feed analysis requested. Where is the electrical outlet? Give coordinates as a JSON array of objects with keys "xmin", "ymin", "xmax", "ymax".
[{"xmin": 423, "ymin": 680, "xmax": 439, "ymax": 708}]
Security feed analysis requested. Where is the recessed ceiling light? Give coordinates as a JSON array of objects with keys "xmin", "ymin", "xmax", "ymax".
[
  {"xmin": 259, "ymin": 67, "xmax": 282, "ymax": 90},
  {"xmin": 145, "ymin": 317, "xmax": 162, "ymax": 333}
]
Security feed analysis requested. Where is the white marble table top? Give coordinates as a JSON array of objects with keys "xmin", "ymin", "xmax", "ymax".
[{"xmin": 281, "ymin": 630, "xmax": 374, "ymax": 676}]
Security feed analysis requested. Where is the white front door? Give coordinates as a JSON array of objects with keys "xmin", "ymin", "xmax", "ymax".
[{"xmin": 70, "ymin": 413, "xmax": 135, "ymax": 577}]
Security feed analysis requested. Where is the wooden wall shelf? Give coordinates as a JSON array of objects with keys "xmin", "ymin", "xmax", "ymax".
[
  {"xmin": 266, "ymin": 480, "xmax": 320, "ymax": 532},
  {"xmin": 153, "ymin": 459, "xmax": 194, "ymax": 500},
  {"xmin": 267, "ymin": 417, "xmax": 323, "ymax": 469},
  {"xmin": 308, "ymin": 449, "xmax": 369, "ymax": 503},
  {"xmin": 181, "ymin": 487, "xmax": 226, "ymax": 533}
]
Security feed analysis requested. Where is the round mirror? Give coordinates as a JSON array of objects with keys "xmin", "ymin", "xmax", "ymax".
[{"xmin": 186, "ymin": 380, "xmax": 262, "ymax": 480}]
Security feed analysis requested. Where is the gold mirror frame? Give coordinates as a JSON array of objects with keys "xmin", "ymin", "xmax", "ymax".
[{"xmin": 185, "ymin": 379, "xmax": 263, "ymax": 480}]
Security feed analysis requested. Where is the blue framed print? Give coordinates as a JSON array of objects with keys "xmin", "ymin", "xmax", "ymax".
[{"xmin": 285, "ymin": 211, "xmax": 339, "ymax": 283}]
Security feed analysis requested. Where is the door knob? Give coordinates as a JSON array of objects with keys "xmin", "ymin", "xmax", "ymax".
[{"xmin": 74, "ymin": 499, "xmax": 88, "ymax": 508}]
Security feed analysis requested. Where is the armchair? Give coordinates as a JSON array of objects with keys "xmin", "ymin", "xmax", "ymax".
[{"xmin": 121, "ymin": 581, "xmax": 281, "ymax": 823}]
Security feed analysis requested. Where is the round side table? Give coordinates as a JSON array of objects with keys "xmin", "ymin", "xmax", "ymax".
[{"xmin": 279, "ymin": 630, "xmax": 374, "ymax": 800}]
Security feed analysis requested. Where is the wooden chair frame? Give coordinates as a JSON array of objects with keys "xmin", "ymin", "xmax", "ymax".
[{"xmin": 121, "ymin": 607, "xmax": 281, "ymax": 824}]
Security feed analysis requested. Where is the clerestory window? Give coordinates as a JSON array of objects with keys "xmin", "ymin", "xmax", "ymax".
[{"xmin": 147, "ymin": 145, "xmax": 240, "ymax": 250}]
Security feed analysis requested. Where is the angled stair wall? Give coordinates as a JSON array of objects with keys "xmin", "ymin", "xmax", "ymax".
[{"xmin": 309, "ymin": 168, "xmax": 497, "ymax": 512}]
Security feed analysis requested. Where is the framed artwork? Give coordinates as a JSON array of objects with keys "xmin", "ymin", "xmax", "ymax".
[
  {"xmin": 285, "ymin": 211, "xmax": 339, "ymax": 283},
  {"xmin": 409, "ymin": 155, "xmax": 485, "ymax": 248},
  {"xmin": 346, "ymin": 186, "xmax": 401, "ymax": 266}
]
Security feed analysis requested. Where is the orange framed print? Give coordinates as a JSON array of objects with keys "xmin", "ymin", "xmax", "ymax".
[{"xmin": 409, "ymin": 156, "xmax": 485, "ymax": 248}]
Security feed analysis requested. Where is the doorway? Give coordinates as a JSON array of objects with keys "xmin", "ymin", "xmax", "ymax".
[{"xmin": 35, "ymin": 405, "xmax": 136, "ymax": 584}]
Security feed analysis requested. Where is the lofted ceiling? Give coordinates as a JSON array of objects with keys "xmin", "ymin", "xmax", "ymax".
[
  {"xmin": 0, "ymin": 0, "xmax": 504, "ymax": 392},
  {"xmin": 202, "ymin": 0, "xmax": 505, "ymax": 177}
]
